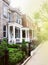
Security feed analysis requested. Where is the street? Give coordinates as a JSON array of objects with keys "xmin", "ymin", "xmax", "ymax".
[{"xmin": 25, "ymin": 41, "xmax": 48, "ymax": 65}]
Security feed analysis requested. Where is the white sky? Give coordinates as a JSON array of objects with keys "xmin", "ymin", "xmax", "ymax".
[{"xmin": 10, "ymin": 0, "xmax": 46, "ymax": 18}]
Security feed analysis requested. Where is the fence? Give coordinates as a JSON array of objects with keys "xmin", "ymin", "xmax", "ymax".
[
  {"xmin": 0, "ymin": 56, "xmax": 4, "ymax": 65},
  {"xmin": 0, "ymin": 50, "xmax": 9, "ymax": 65}
]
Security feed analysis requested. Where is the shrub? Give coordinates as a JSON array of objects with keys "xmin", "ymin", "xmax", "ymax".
[
  {"xmin": 0, "ymin": 39, "xmax": 8, "ymax": 56},
  {"xmin": 8, "ymin": 44, "xmax": 20, "ymax": 49},
  {"xmin": 1, "ymin": 39, "xmax": 8, "ymax": 50},
  {"xmin": 3, "ymin": 38, "xmax": 7, "ymax": 43},
  {"xmin": 21, "ymin": 39, "xmax": 27, "ymax": 54},
  {"xmin": 8, "ymin": 48, "xmax": 25, "ymax": 65},
  {"xmin": 8, "ymin": 48, "xmax": 19, "ymax": 53},
  {"xmin": 0, "ymin": 44, "xmax": 4, "ymax": 56}
]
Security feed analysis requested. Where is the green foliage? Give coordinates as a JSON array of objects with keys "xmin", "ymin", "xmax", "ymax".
[
  {"xmin": 8, "ymin": 48, "xmax": 19, "ymax": 53},
  {"xmin": 34, "ymin": 1, "xmax": 48, "ymax": 43},
  {"xmin": 0, "ymin": 39, "xmax": 26, "ymax": 65},
  {"xmin": 8, "ymin": 44, "xmax": 20, "ymax": 49},
  {"xmin": 42, "ymin": 2, "xmax": 48, "ymax": 13},
  {"xmin": 8, "ymin": 48, "xmax": 25, "ymax": 65},
  {"xmin": 0, "ymin": 39, "xmax": 8, "ymax": 56},
  {"xmin": 0, "ymin": 45, "xmax": 4, "ymax": 56},
  {"xmin": 1, "ymin": 40, "xmax": 8, "ymax": 50},
  {"xmin": 3, "ymin": 38, "xmax": 7, "ymax": 43},
  {"xmin": 21, "ymin": 39, "xmax": 27, "ymax": 53},
  {"xmin": 34, "ymin": 12, "xmax": 40, "ymax": 19}
]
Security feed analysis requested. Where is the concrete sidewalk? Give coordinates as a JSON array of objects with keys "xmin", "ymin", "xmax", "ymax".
[{"xmin": 25, "ymin": 41, "xmax": 48, "ymax": 65}]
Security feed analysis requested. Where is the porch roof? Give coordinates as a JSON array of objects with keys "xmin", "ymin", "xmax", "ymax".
[
  {"xmin": 21, "ymin": 27, "xmax": 29, "ymax": 30},
  {"xmin": 8, "ymin": 23, "xmax": 23, "ymax": 28}
]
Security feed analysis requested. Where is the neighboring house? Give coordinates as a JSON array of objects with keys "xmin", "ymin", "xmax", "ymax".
[{"xmin": 0, "ymin": 0, "xmax": 36, "ymax": 44}]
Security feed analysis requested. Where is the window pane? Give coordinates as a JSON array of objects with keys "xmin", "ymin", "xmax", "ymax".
[
  {"xmin": 3, "ymin": 4, "xmax": 8, "ymax": 17},
  {"xmin": 15, "ymin": 28, "xmax": 20, "ymax": 38},
  {"xmin": 22, "ymin": 30, "xmax": 25, "ymax": 38},
  {"xmin": 3, "ymin": 32, "xmax": 6, "ymax": 37},
  {"xmin": 8, "ymin": 13, "xmax": 12, "ymax": 22},
  {"xmin": 3, "ymin": 26, "xmax": 6, "ymax": 31},
  {"xmin": 3, "ymin": 25, "xmax": 6, "ymax": 37}
]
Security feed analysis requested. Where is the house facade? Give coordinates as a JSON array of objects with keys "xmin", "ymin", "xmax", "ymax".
[{"xmin": 0, "ymin": 0, "xmax": 35, "ymax": 44}]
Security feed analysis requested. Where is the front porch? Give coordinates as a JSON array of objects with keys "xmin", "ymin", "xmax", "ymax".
[{"xmin": 8, "ymin": 24, "xmax": 31, "ymax": 44}]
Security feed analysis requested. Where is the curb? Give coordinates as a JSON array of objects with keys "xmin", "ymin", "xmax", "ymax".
[
  {"xmin": 21, "ymin": 43, "xmax": 43, "ymax": 65},
  {"xmin": 31, "ymin": 43, "xmax": 43, "ymax": 56},
  {"xmin": 21, "ymin": 49, "xmax": 37, "ymax": 65},
  {"xmin": 21, "ymin": 56, "xmax": 31, "ymax": 65}
]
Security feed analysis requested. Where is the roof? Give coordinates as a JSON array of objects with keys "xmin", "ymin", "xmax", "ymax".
[
  {"xmin": 3, "ymin": 0, "xmax": 9, "ymax": 5},
  {"xmin": 9, "ymin": 7, "xmax": 22, "ymax": 16}
]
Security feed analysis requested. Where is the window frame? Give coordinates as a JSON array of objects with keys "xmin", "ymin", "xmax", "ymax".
[
  {"xmin": 3, "ymin": 2, "xmax": 8, "ymax": 18},
  {"xmin": 15, "ymin": 28, "xmax": 20, "ymax": 38},
  {"xmin": 8, "ymin": 13, "xmax": 12, "ymax": 22},
  {"xmin": 3, "ymin": 25, "xmax": 7, "ymax": 38},
  {"xmin": 22, "ymin": 30, "xmax": 26, "ymax": 38},
  {"xmin": 16, "ymin": 14, "xmax": 22, "ymax": 24}
]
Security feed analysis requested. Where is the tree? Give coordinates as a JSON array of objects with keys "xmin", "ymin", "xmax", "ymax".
[{"xmin": 34, "ymin": 0, "xmax": 48, "ymax": 43}]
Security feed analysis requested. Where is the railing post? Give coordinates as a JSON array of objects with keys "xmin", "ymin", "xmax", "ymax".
[
  {"xmin": 0, "ymin": 39, "xmax": 2, "ymax": 44},
  {"xmin": 28, "ymin": 41, "xmax": 32, "ymax": 56}
]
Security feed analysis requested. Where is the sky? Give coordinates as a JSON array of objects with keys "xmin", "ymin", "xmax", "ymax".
[{"xmin": 10, "ymin": 0, "xmax": 46, "ymax": 18}]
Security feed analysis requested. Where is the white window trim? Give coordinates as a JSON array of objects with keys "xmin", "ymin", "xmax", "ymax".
[
  {"xmin": 8, "ymin": 13, "xmax": 12, "ymax": 22},
  {"xmin": 3, "ymin": 2, "xmax": 8, "ymax": 18}
]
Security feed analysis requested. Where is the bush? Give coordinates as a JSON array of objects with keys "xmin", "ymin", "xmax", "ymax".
[
  {"xmin": 0, "ymin": 39, "xmax": 8, "ymax": 56},
  {"xmin": 8, "ymin": 48, "xmax": 20, "ymax": 53},
  {"xmin": 0, "ymin": 44, "xmax": 4, "ymax": 56},
  {"xmin": 1, "ymin": 39, "xmax": 8, "ymax": 50},
  {"xmin": 3, "ymin": 38, "xmax": 7, "ymax": 43},
  {"xmin": 8, "ymin": 48, "xmax": 25, "ymax": 65},
  {"xmin": 8, "ymin": 44, "xmax": 20, "ymax": 49},
  {"xmin": 21, "ymin": 39, "xmax": 27, "ymax": 54}
]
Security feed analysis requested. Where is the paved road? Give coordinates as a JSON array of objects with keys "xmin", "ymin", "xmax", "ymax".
[{"xmin": 25, "ymin": 41, "xmax": 48, "ymax": 65}]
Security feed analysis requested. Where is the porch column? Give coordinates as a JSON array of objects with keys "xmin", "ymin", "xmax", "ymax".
[
  {"xmin": 25, "ymin": 30, "xmax": 30, "ymax": 41},
  {"xmin": 8, "ymin": 26, "xmax": 10, "ymax": 43},
  {"xmin": 28, "ymin": 30, "xmax": 30, "ymax": 41},
  {"xmin": 25, "ymin": 30, "xmax": 28, "ymax": 41},
  {"xmin": 32, "ymin": 30, "xmax": 34, "ymax": 40},
  {"xmin": 13, "ymin": 26, "xmax": 15, "ymax": 43},
  {"xmin": 20, "ymin": 28, "xmax": 22, "ymax": 42}
]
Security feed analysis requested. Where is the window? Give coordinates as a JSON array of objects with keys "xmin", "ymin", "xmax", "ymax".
[
  {"xmin": 16, "ymin": 15, "xmax": 22, "ymax": 24},
  {"xmin": 3, "ymin": 4, "xmax": 8, "ymax": 17},
  {"xmin": 8, "ymin": 13, "xmax": 12, "ymax": 22},
  {"xmin": 22, "ymin": 30, "xmax": 26, "ymax": 38},
  {"xmin": 18, "ymin": 19, "xmax": 22, "ymax": 24},
  {"xmin": 15, "ymin": 28, "xmax": 20, "ymax": 38},
  {"xmin": 3, "ymin": 25, "xmax": 7, "ymax": 37},
  {"xmin": 16, "ymin": 18, "xmax": 22, "ymax": 24}
]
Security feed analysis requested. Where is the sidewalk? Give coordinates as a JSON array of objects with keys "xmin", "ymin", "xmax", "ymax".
[
  {"xmin": 25, "ymin": 41, "xmax": 48, "ymax": 65},
  {"xmin": 31, "ymin": 42, "xmax": 44, "ymax": 56},
  {"xmin": 22, "ymin": 41, "xmax": 44, "ymax": 65}
]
